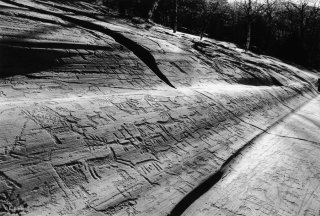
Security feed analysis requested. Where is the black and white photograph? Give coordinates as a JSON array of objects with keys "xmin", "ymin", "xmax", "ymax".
[{"xmin": 0, "ymin": 0, "xmax": 320, "ymax": 215}]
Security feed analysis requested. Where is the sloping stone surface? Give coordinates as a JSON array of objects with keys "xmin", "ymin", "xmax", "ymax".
[
  {"xmin": 0, "ymin": 1, "xmax": 318, "ymax": 215},
  {"xmin": 183, "ymin": 96, "xmax": 320, "ymax": 216}
]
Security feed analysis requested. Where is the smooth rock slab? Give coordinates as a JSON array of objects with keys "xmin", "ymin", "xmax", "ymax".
[
  {"xmin": 0, "ymin": 0, "xmax": 319, "ymax": 215},
  {"xmin": 183, "ymin": 96, "xmax": 320, "ymax": 216}
]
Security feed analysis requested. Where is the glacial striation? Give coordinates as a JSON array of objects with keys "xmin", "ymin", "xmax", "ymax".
[{"xmin": 0, "ymin": 0, "xmax": 318, "ymax": 215}]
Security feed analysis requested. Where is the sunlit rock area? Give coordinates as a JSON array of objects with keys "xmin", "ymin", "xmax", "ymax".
[{"xmin": 0, "ymin": 0, "xmax": 319, "ymax": 215}]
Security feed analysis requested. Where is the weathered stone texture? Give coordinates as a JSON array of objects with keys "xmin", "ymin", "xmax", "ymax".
[{"xmin": 0, "ymin": 0, "xmax": 318, "ymax": 215}]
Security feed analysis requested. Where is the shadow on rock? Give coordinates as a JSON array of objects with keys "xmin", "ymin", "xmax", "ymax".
[{"xmin": 0, "ymin": 45, "xmax": 75, "ymax": 78}]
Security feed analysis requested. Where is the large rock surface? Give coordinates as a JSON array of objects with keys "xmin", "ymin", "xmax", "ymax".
[
  {"xmin": 0, "ymin": 0, "xmax": 318, "ymax": 215},
  {"xmin": 183, "ymin": 95, "xmax": 320, "ymax": 216}
]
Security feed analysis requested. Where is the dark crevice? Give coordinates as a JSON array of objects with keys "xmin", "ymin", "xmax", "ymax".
[
  {"xmin": 169, "ymin": 89, "xmax": 317, "ymax": 216},
  {"xmin": 168, "ymin": 136, "xmax": 258, "ymax": 216},
  {"xmin": 270, "ymin": 75, "xmax": 283, "ymax": 86},
  {"xmin": 168, "ymin": 171, "xmax": 223, "ymax": 216},
  {"xmin": 171, "ymin": 62, "xmax": 187, "ymax": 74},
  {"xmin": 2, "ymin": 0, "xmax": 175, "ymax": 88},
  {"xmin": 105, "ymin": 30, "xmax": 176, "ymax": 88},
  {"xmin": 167, "ymin": 130, "xmax": 265, "ymax": 216}
]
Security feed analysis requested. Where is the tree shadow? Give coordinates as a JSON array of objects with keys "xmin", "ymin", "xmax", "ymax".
[
  {"xmin": 0, "ymin": 45, "xmax": 75, "ymax": 78},
  {"xmin": 0, "ymin": 23, "xmax": 76, "ymax": 78}
]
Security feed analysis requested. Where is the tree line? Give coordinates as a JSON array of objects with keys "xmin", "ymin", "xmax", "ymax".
[{"xmin": 102, "ymin": 0, "xmax": 320, "ymax": 69}]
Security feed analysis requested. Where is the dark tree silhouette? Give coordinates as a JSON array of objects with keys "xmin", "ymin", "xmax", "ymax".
[
  {"xmin": 148, "ymin": 0, "xmax": 162, "ymax": 21},
  {"xmin": 102, "ymin": 0, "xmax": 320, "ymax": 68},
  {"xmin": 173, "ymin": 0, "xmax": 178, "ymax": 33}
]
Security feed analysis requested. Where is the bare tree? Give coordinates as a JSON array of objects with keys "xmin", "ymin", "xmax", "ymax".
[
  {"xmin": 173, "ymin": 0, "xmax": 178, "ymax": 33},
  {"xmin": 148, "ymin": 0, "xmax": 162, "ymax": 21},
  {"xmin": 199, "ymin": 0, "xmax": 224, "ymax": 40},
  {"xmin": 240, "ymin": 0, "xmax": 263, "ymax": 50},
  {"xmin": 284, "ymin": 0, "xmax": 319, "ymax": 52},
  {"xmin": 262, "ymin": 0, "xmax": 279, "ymax": 51},
  {"xmin": 307, "ymin": 1, "xmax": 320, "ymax": 38},
  {"xmin": 291, "ymin": 0, "xmax": 308, "ymax": 45}
]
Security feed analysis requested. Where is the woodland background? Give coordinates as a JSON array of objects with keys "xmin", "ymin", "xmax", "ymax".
[{"xmin": 83, "ymin": 0, "xmax": 320, "ymax": 69}]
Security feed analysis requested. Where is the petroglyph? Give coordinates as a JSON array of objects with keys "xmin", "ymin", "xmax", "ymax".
[{"xmin": 0, "ymin": 0, "xmax": 319, "ymax": 215}]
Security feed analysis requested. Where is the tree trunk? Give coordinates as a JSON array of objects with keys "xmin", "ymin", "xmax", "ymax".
[
  {"xmin": 200, "ymin": 19, "xmax": 208, "ymax": 40},
  {"xmin": 265, "ymin": 14, "xmax": 273, "ymax": 53},
  {"xmin": 246, "ymin": 22, "xmax": 252, "ymax": 51},
  {"xmin": 148, "ymin": 0, "xmax": 161, "ymax": 21},
  {"xmin": 118, "ymin": 0, "xmax": 126, "ymax": 17},
  {"xmin": 200, "ymin": 28, "xmax": 205, "ymax": 40},
  {"xmin": 173, "ymin": 0, "xmax": 178, "ymax": 33}
]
